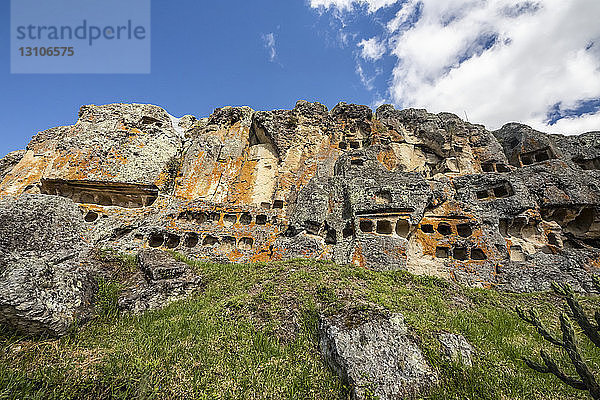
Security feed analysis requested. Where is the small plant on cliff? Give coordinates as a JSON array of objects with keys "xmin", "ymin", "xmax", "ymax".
[{"xmin": 517, "ymin": 277, "xmax": 600, "ymax": 399}]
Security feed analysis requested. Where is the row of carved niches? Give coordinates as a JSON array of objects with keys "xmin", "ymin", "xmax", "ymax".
[{"xmin": 41, "ymin": 179, "xmax": 158, "ymax": 208}]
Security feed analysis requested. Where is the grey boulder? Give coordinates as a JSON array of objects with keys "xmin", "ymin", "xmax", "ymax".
[
  {"xmin": 0, "ymin": 194, "xmax": 96, "ymax": 336},
  {"xmin": 319, "ymin": 311, "xmax": 437, "ymax": 400},
  {"xmin": 118, "ymin": 249, "xmax": 203, "ymax": 313},
  {"xmin": 437, "ymin": 332, "xmax": 474, "ymax": 367}
]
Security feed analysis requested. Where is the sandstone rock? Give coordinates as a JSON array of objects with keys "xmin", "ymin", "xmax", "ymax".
[
  {"xmin": 1, "ymin": 101, "xmax": 599, "ymax": 293},
  {"xmin": 0, "ymin": 103, "xmax": 183, "ymax": 196},
  {"xmin": 0, "ymin": 150, "xmax": 25, "ymax": 181},
  {"xmin": 118, "ymin": 249, "xmax": 203, "ymax": 313},
  {"xmin": 319, "ymin": 311, "xmax": 437, "ymax": 400},
  {"xmin": 437, "ymin": 332, "xmax": 474, "ymax": 366},
  {"xmin": 0, "ymin": 194, "xmax": 96, "ymax": 336}
]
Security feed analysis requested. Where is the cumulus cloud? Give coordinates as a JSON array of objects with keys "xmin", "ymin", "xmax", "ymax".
[
  {"xmin": 262, "ymin": 33, "xmax": 277, "ymax": 62},
  {"xmin": 358, "ymin": 37, "xmax": 386, "ymax": 61},
  {"xmin": 309, "ymin": 0, "xmax": 600, "ymax": 134}
]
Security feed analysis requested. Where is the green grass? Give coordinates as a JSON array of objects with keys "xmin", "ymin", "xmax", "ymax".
[
  {"xmin": 1, "ymin": 255, "xmax": 600, "ymax": 400},
  {"xmin": 95, "ymin": 278, "xmax": 121, "ymax": 321}
]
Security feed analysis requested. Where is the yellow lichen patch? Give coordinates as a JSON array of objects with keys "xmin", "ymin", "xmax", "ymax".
[
  {"xmin": 186, "ymin": 156, "xmax": 224, "ymax": 200},
  {"xmin": 414, "ymin": 227, "xmax": 442, "ymax": 259},
  {"xmin": 370, "ymin": 118, "xmax": 405, "ymax": 144},
  {"xmin": 224, "ymin": 246, "xmax": 244, "ymax": 262},
  {"xmin": 48, "ymin": 132, "xmax": 148, "ymax": 183},
  {"xmin": 588, "ymin": 256, "xmax": 600, "ymax": 271},
  {"xmin": 173, "ymin": 137, "xmax": 253, "ymax": 204},
  {"xmin": 52, "ymin": 152, "xmax": 108, "ymax": 181},
  {"xmin": 153, "ymin": 170, "xmax": 171, "ymax": 190},
  {"xmin": 226, "ymin": 123, "xmax": 250, "ymax": 141},
  {"xmin": 224, "ymin": 153, "xmax": 254, "ymax": 205},
  {"xmin": 250, "ymin": 250, "xmax": 273, "ymax": 263},
  {"xmin": 174, "ymin": 150, "xmax": 208, "ymax": 199}
]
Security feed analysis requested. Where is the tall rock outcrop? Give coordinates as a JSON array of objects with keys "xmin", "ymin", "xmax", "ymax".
[{"xmin": 1, "ymin": 101, "xmax": 599, "ymax": 294}]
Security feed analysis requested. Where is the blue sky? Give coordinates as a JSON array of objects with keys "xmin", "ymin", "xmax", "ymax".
[{"xmin": 2, "ymin": 0, "xmax": 600, "ymax": 158}]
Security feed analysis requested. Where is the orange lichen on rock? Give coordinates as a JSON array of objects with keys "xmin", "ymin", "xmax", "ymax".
[
  {"xmin": 2, "ymin": 101, "xmax": 599, "ymax": 293},
  {"xmin": 377, "ymin": 148, "xmax": 398, "ymax": 171},
  {"xmin": 351, "ymin": 245, "xmax": 366, "ymax": 268}
]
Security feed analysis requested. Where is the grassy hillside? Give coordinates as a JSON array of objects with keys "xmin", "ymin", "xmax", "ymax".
[{"xmin": 1, "ymin": 254, "xmax": 600, "ymax": 399}]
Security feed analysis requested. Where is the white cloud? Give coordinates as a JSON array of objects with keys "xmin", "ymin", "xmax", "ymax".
[
  {"xmin": 356, "ymin": 62, "xmax": 385, "ymax": 91},
  {"xmin": 534, "ymin": 111, "xmax": 600, "ymax": 134},
  {"xmin": 386, "ymin": 0, "xmax": 420, "ymax": 33},
  {"xmin": 310, "ymin": 0, "xmax": 400, "ymax": 13},
  {"xmin": 309, "ymin": 0, "xmax": 600, "ymax": 135},
  {"xmin": 371, "ymin": 93, "xmax": 389, "ymax": 109},
  {"xmin": 356, "ymin": 63, "xmax": 376, "ymax": 90},
  {"xmin": 389, "ymin": 0, "xmax": 600, "ymax": 134},
  {"xmin": 358, "ymin": 37, "xmax": 386, "ymax": 61},
  {"xmin": 262, "ymin": 33, "xmax": 277, "ymax": 62},
  {"xmin": 336, "ymin": 30, "xmax": 358, "ymax": 48}
]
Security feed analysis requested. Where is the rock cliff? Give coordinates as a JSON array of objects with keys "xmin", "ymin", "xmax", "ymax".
[{"xmin": 2, "ymin": 100, "xmax": 600, "ymax": 301}]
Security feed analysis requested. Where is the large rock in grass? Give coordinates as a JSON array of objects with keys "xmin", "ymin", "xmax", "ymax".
[
  {"xmin": 0, "ymin": 194, "xmax": 96, "ymax": 336},
  {"xmin": 437, "ymin": 332, "xmax": 474, "ymax": 366},
  {"xmin": 118, "ymin": 249, "xmax": 203, "ymax": 313},
  {"xmin": 319, "ymin": 310, "xmax": 437, "ymax": 400}
]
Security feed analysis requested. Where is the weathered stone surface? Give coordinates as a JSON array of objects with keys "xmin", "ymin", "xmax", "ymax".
[
  {"xmin": 437, "ymin": 332, "xmax": 474, "ymax": 366},
  {"xmin": 319, "ymin": 311, "xmax": 437, "ymax": 400},
  {"xmin": 0, "ymin": 150, "xmax": 25, "ymax": 181},
  {"xmin": 138, "ymin": 248, "xmax": 187, "ymax": 280},
  {"xmin": 0, "ymin": 194, "xmax": 96, "ymax": 336},
  {"xmin": 1, "ymin": 101, "xmax": 599, "ymax": 293},
  {"xmin": 118, "ymin": 249, "xmax": 202, "ymax": 313},
  {"xmin": 0, "ymin": 103, "xmax": 183, "ymax": 196}
]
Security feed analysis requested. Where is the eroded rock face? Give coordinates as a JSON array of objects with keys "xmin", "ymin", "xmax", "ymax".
[
  {"xmin": 0, "ymin": 195, "xmax": 96, "ymax": 336},
  {"xmin": 319, "ymin": 312, "xmax": 437, "ymax": 400},
  {"xmin": 1, "ymin": 101, "xmax": 600, "ymax": 292},
  {"xmin": 0, "ymin": 103, "xmax": 182, "ymax": 196},
  {"xmin": 0, "ymin": 150, "xmax": 25, "ymax": 181}
]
